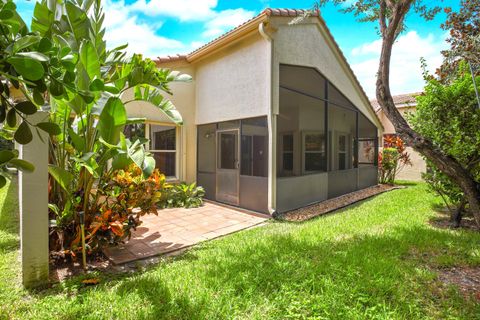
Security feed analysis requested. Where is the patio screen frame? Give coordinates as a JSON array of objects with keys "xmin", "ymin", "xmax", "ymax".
[
  {"xmin": 278, "ymin": 63, "xmax": 378, "ymax": 176},
  {"xmin": 276, "ymin": 63, "xmax": 379, "ymax": 212}
]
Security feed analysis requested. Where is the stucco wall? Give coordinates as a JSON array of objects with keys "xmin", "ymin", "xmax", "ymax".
[
  {"xmin": 271, "ymin": 18, "xmax": 380, "ymax": 131},
  {"xmin": 377, "ymin": 107, "xmax": 426, "ymax": 181},
  {"xmin": 397, "ymin": 146, "xmax": 426, "ymax": 181},
  {"xmin": 195, "ymin": 34, "xmax": 270, "ymax": 124},
  {"xmin": 125, "ymin": 64, "xmax": 197, "ymax": 183}
]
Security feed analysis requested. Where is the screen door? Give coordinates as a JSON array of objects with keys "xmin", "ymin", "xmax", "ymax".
[{"xmin": 216, "ymin": 129, "xmax": 240, "ymax": 205}]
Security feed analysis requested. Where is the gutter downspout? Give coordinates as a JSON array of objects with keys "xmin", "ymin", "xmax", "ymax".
[{"xmin": 259, "ymin": 20, "xmax": 277, "ymax": 215}]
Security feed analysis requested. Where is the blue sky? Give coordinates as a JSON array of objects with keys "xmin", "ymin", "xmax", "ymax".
[{"xmin": 17, "ymin": 0, "xmax": 460, "ymax": 98}]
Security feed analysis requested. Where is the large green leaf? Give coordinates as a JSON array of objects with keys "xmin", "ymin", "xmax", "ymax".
[
  {"xmin": 67, "ymin": 128, "xmax": 85, "ymax": 152},
  {"xmin": 9, "ymin": 159, "xmax": 34, "ymax": 172},
  {"xmin": 125, "ymin": 84, "xmax": 183, "ymax": 124},
  {"xmin": 98, "ymin": 97, "xmax": 127, "ymax": 144},
  {"xmin": 129, "ymin": 144, "xmax": 145, "ymax": 172},
  {"xmin": 0, "ymin": 150, "xmax": 16, "ymax": 165},
  {"xmin": 37, "ymin": 122, "xmax": 61, "ymax": 135},
  {"xmin": 111, "ymin": 153, "xmax": 131, "ymax": 171},
  {"xmin": 6, "ymin": 109, "xmax": 16, "ymax": 127},
  {"xmin": 17, "ymin": 51, "xmax": 49, "ymax": 62},
  {"xmin": 48, "ymin": 165, "xmax": 74, "ymax": 192},
  {"xmin": 14, "ymin": 101, "xmax": 37, "ymax": 115},
  {"xmin": 13, "ymin": 35, "xmax": 41, "ymax": 53},
  {"xmin": 14, "ymin": 121, "xmax": 33, "ymax": 144},
  {"xmin": 31, "ymin": 2, "xmax": 54, "ymax": 36},
  {"xmin": 65, "ymin": 2, "xmax": 90, "ymax": 43},
  {"xmin": 142, "ymin": 155, "xmax": 155, "ymax": 178},
  {"xmin": 0, "ymin": 175, "xmax": 6, "ymax": 189},
  {"xmin": 79, "ymin": 40, "xmax": 100, "ymax": 80},
  {"xmin": 7, "ymin": 55, "xmax": 45, "ymax": 81}
]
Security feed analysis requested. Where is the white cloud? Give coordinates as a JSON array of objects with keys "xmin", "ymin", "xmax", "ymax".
[
  {"xmin": 130, "ymin": 0, "xmax": 218, "ymax": 21},
  {"xmin": 104, "ymin": 0, "xmax": 255, "ymax": 57},
  {"xmin": 202, "ymin": 9, "xmax": 255, "ymax": 38},
  {"xmin": 349, "ymin": 31, "xmax": 448, "ymax": 98},
  {"xmin": 103, "ymin": 0, "xmax": 186, "ymax": 58}
]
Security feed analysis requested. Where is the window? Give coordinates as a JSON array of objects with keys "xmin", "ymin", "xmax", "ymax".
[
  {"xmin": 148, "ymin": 125, "xmax": 177, "ymax": 178},
  {"xmin": 282, "ymin": 134, "xmax": 294, "ymax": 172},
  {"xmin": 303, "ymin": 132, "xmax": 325, "ymax": 172},
  {"xmin": 218, "ymin": 131, "xmax": 237, "ymax": 170},
  {"xmin": 338, "ymin": 134, "xmax": 347, "ymax": 170},
  {"xmin": 358, "ymin": 112, "xmax": 378, "ymax": 165},
  {"xmin": 123, "ymin": 123, "xmax": 145, "ymax": 142},
  {"xmin": 278, "ymin": 66, "xmax": 326, "ymax": 177},
  {"xmin": 359, "ymin": 139, "xmax": 376, "ymax": 164},
  {"xmin": 123, "ymin": 123, "xmax": 178, "ymax": 178},
  {"xmin": 241, "ymin": 117, "xmax": 268, "ymax": 177}
]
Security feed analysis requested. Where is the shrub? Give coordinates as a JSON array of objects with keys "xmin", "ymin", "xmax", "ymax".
[
  {"xmin": 160, "ymin": 182, "xmax": 205, "ymax": 209},
  {"xmin": 409, "ymin": 62, "xmax": 480, "ymax": 223},
  {"xmin": 80, "ymin": 165, "xmax": 166, "ymax": 251},
  {"xmin": 49, "ymin": 165, "xmax": 167, "ymax": 256},
  {"xmin": 421, "ymin": 162, "xmax": 463, "ymax": 212},
  {"xmin": 378, "ymin": 135, "xmax": 412, "ymax": 184}
]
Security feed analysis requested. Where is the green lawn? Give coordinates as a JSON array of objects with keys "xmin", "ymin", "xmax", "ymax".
[{"xmin": 1, "ymin": 180, "xmax": 479, "ymax": 319}]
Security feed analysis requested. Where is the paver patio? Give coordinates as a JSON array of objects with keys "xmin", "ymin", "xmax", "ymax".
[{"xmin": 104, "ymin": 202, "xmax": 268, "ymax": 264}]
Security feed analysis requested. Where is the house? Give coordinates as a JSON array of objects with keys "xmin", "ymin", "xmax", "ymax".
[
  {"xmin": 125, "ymin": 8, "xmax": 383, "ymax": 214},
  {"xmin": 372, "ymin": 93, "xmax": 427, "ymax": 181}
]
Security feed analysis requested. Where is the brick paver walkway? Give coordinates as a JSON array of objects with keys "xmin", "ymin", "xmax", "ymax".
[{"xmin": 104, "ymin": 202, "xmax": 268, "ymax": 264}]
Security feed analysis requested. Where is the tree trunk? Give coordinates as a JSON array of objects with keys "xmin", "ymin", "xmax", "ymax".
[
  {"xmin": 451, "ymin": 199, "xmax": 466, "ymax": 228},
  {"xmin": 375, "ymin": 1, "xmax": 480, "ymax": 227}
]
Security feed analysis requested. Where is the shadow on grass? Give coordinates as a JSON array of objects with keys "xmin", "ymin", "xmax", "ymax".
[
  {"xmin": 0, "ymin": 179, "xmax": 19, "ymax": 252},
  {"xmin": 36, "ymin": 221, "xmax": 479, "ymax": 319},
  {"xmin": 0, "ymin": 179, "xmax": 19, "ymax": 234},
  {"xmin": 395, "ymin": 180, "xmax": 419, "ymax": 187}
]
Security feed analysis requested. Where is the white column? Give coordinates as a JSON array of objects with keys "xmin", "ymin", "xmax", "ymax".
[{"xmin": 18, "ymin": 111, "xmax": 49, "ymax": 288}]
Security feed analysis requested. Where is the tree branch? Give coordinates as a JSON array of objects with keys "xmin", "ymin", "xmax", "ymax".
[{"xmin": 379, "ymin": 0, "xmax": 387, "ymax": 36}]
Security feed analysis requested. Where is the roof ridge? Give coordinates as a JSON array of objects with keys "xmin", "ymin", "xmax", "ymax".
[
  {"xmin": 156, "ymin": 8, "xmax": 319, "ymax": 63},
  {"xmin": 155, "ymin": 8, "xmax": 382, "ymax": 127}
]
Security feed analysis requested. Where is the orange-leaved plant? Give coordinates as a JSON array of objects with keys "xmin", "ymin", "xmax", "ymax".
[
  {"xmin": 72, "ymin": 165, "xmax": 167, "ymax": 253},
  {"xmin": 378, "ymin": 135, "xmax": 412, "ymax": 184}
]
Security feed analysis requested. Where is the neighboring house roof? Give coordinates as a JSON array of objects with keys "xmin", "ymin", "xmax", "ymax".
[
  {"xmin": 156, "ymin": 8, "xmax": 382, "ymax": 128},
  {"xmin": 372, "ymin": 92, "xmax": 422, "ymax": 112}
]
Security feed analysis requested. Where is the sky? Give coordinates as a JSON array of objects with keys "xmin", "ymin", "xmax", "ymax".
[{"xmin": 16, "ymin": 0, "xmax": 460, "ymax": 98}]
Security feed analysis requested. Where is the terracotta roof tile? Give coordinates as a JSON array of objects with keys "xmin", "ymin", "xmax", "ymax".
[
  {"xmin": 156, "ymin": 9, "xmax": 318, "ymax": 63},
  {"xmin": 371, "ymin": 92, "xmax": 422, "ymax": 111},
  {"xmin": 155, "ymin": 8, "xmax": 382, "ymax": 128},
  {"xmin": 155, "ymin": 54, "xmax": 187, "ymax": 63}
]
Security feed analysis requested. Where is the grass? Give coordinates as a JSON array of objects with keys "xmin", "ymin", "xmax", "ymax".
[{"xmin": 1, "ymin": 180, "xmax": 479, "ymax": 319}]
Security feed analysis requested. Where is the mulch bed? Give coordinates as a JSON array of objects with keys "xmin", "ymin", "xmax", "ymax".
[
  {"xmin": 49, "ymin": 247, "xmax": 191, "ymax": 283},
  {"xmin": 437, "ymin": 266, "xmax": 480, "ymax": 302},
  {"xmin": 429, "ymin": 211, "xmax": 479, "ymax": 232},
  {"xmin": 49, "ymin": 252, "xmax": 112, "ymax": 283},
  {"xmin": 278, "ymin": 184, "xmax": 401, "ymax": 222}
]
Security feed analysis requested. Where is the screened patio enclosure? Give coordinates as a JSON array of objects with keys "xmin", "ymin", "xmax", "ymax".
[
  {"xmin": 276, "ymin": 64, "xmax": 378, "ymax": 213},
  {"xmin": 197, "ymin": 117, "xmax": 269, "ymax": 213}
]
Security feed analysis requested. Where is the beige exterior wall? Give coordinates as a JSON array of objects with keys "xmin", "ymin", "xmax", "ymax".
[
  {"xmin": 270, "ymin": 18, "xmax": 381, "ymax": 130},
  {"xmin": 132, "ymin": 34, "xmax": 270, "ymax": 184},
  {"xmin": 397, "ymin": 146, "xmax": 426, "ymax": 181},
  {"xmin": 127, "ymin": 16, "xmax": 384, "ymax": 206},
  {"xmin": 195, "ymin": 33, "xmax": 270, "ymax": 124},
  {"xmin": 377, "ymin": 107, "xmax": 426, "ymax": 181},
  {"xmin": 125, "ymin": 63, "xmax": 197, "ymax": 183}
]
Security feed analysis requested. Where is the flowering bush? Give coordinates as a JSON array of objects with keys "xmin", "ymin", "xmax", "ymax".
[
  {"xmin": 378, "ymin": 135, "xmax": 412, "ymax": 184},
  {"xmin": 70, "ymin": 165, "xmax": 166, "ymax": 253}
]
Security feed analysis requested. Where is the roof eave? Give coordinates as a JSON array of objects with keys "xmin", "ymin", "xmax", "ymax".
[{"xmin": 187, "ymin": 13, "xmax": 268, "ymax": 63}]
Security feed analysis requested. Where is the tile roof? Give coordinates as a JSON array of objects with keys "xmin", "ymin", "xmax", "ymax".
[
  {"xmin": 371, "ymin": 92, "xmax": 422, "ymax": 111},
  {"xmin": 156, "ymin": 9, "xmax": 317, "ymax": 63},
  {"xmin": 155, "ymin": 8, "xmax": 382, "ymax": 128}
]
